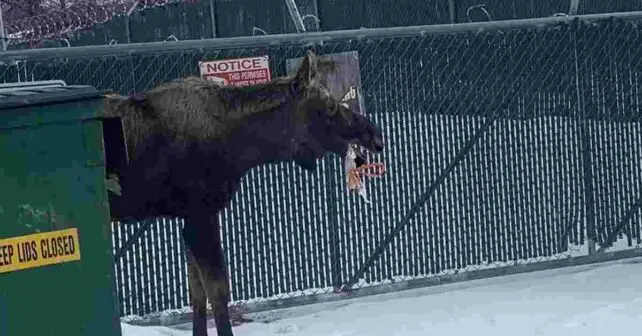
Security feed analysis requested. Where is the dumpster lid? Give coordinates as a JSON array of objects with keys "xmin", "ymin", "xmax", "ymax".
[{"xmin": 0, "ymin": 82, "xmax": 104, "ymax": 110}]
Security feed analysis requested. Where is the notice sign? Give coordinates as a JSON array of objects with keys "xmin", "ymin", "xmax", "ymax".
[
  {"xmin": 199, "ymin": 56, "xmax": 272, "ymax": 87},
  {"xmin": 0, "ymin": 228, "xmax": 81, "ymax": 274}
]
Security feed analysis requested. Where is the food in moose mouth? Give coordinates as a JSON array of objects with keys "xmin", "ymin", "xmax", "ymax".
[{"xmin": 345, "ymin": 144, "xmax": 386, "ymax": 204}]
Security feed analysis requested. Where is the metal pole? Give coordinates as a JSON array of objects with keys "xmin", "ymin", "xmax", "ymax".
[
  {"xmin": 569, "ymin": 0, "xmax": 580, "ymax": 15},
  {"xmin": 284, "ymin": 0, "xmax": 306, "ymax": 33},
  {"xmin": 448, "ymin": 0, "xmax": 457, "ymax": 24},
  {"xmin": 125, "ymin": 1, "xmax": 141, "ymax": 44},
  {"xmin": 209, "ymin": 0, "xmax": 218, "ymax": 38},
  {"xmin": 0, "ymin": 4, "xmax": 7, "ymax": 52}
]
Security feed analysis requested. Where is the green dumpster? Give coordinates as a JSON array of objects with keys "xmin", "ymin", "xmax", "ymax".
[{"xmin": 0, "ymin": 81, "xmax": 122, "ymax": 336}]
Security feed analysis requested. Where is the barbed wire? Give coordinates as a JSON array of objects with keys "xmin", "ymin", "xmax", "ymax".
[{"xmin": 1, "ymin": 0, "xmax": 196, "ymax": 45}]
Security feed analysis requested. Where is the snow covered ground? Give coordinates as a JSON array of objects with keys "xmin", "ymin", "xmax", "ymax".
[{"xmin": 122, "ymin": 256, "xmax": 642, "ymax": 336}]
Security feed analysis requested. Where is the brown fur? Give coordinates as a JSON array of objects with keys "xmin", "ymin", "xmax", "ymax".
[
  {"xmin": 102, "ymin": 76, "xmax": 293, "ymax": 160},
  {"xmin": 101, "ymin": 56, "xmax": 349, "ymax": 163}
]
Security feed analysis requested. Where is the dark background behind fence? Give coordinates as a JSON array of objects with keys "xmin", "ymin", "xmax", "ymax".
[{"xmin": 1, "ymin": 11, "xmax": 642, "ymax": 320}]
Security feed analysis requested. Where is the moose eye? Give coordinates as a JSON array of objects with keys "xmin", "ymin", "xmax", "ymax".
[{"xmin": 328, "ymin": 100, "xmax": 339, "ymax": 115}]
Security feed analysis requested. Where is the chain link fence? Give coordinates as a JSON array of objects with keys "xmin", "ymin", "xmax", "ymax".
[{"xmin": 1, "ymin": 13, "xmax": 642, "ymax": 320}]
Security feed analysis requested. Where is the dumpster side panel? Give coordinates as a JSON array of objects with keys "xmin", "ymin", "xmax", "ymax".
[
  {"xmin": 0, "ymin": 105, "xmax": 121, "ymax": 336},
  {"xmin": 0, "ymin": 100, "xmax": 104, "ymax": 131}
]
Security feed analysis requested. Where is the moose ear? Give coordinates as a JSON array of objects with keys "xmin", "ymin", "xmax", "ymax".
[{"xmin": 294, "ymin": 49, "xmax": 318, "ymax": 87}]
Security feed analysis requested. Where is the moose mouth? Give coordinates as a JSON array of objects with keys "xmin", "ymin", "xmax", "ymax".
[
  {"xmin": 349, "ymin": 143, "xmax": 381, "ymax": 166},
  {"xmin": 351, "ymin": 134, "xmax": 385, "ymax": 159},
  {"xmin": 293, "ymin": 136, "xmax": 383, "ymax": 172}
]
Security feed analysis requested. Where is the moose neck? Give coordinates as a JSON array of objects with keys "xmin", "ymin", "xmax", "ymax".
[{"xmin": 217, "ymin": 98, "xmax": 300, "ymax": 174}]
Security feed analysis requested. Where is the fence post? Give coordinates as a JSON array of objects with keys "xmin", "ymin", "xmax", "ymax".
[
  {"xmin": 124, "ymin": 18, "xmax": 131, "ymax": 44},
  {"xmin": 581, "ymin": 120, "xmax": 596, "ymax": 254},
  {"xmin": 209, "ymin": 0, "xmax": 218, "ymax": 38},
  {"xmin": 569, "ymin": 0, "xmax": 580, "ymax": 15},
  {"xmin": 0, "ymin": 4, "xmax": 7, "ymax": 51},
  {"xmin": 326, "ymin": 158, "xmax": 342, "ymax": 291},
  {"xmin": 573, "ymin": 28, "xmax": 596, "ymax": 254},
  {"xmin": 448, "ymin": 0, "xmax": 458, "ymax": 24},
  {"xmin": 124, "ymin": 1, "xmax": 140, "ymax": 43}
]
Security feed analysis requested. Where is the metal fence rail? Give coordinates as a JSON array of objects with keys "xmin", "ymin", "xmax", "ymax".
[{"xmin": 2, "ymin": 12, "xmax": 642, "ymax": 318}]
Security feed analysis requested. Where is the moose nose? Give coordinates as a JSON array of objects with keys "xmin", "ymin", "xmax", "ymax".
[{"xmin": 373, "ymin": 136, "xmax": 384, "ymax": 152}]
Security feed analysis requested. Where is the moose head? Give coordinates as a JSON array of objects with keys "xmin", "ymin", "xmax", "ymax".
[{"xmin": 285, "ymin": 49, "xmax": 385, "ymax": 171}]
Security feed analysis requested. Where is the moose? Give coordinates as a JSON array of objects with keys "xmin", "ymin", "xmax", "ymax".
[{"xmin": 102, "ymin": 49, "xmax": 385, "ymax": 336}]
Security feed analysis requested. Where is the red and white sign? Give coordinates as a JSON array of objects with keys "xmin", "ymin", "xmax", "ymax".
[{"xmin": 199, "ymin": 56, "xmax": 272, "ymax": 87}]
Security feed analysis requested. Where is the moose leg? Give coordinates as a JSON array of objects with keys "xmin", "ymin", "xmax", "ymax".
[
  {"xmin": 186, "ymin": 248, "xmax": 209, "ymax": 336},
  {"xmin": 183, "ymin": 215, "xmax": 234, "ymax": 336}
]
